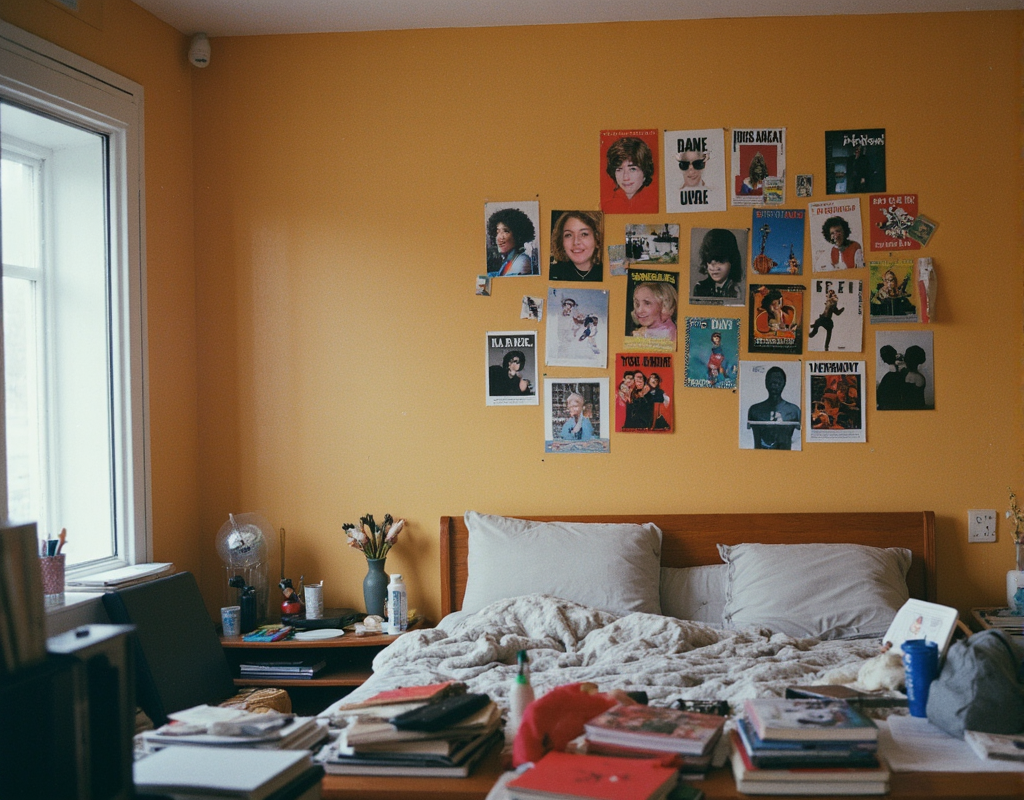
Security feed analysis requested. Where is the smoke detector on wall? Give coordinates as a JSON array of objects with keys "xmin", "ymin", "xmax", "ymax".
[{"xmin": 188, "ymin": 33, "xmax": 211, "ymax": 68}]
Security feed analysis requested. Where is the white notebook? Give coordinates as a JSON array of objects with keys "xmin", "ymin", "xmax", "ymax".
[{"xmin": 133, "ymin": 745, "xmax": 311, "ymax": 799}]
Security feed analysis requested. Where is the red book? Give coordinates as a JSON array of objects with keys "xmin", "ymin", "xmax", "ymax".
[
  {"xmin": 333, "ymin": 681, "xmax": 461, "ymax": 710},
  {"xmin": 506, "ymin": 751, "xmax": 678, "ymax": 800}
]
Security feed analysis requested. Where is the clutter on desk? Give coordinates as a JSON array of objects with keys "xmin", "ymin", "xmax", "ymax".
[
  {"xmin": 243, "ymin": 624, "xmax": 294, "ymax": 642},
  {"xmin": 139, "ymin": 705, "xmax": 328, "ymax": 752}
]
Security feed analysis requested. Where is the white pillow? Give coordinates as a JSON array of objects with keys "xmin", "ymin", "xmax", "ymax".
[
  {"xmin": 462, "ymin": 511, "xmax": 663, "ymax": 615},
  {"xmin": 660, "ymin": 565, "xmax": 728, "ymax": 625},
  {"xmin": 718, "ymin": 542, "xmax": 911, "ymax": 640}
]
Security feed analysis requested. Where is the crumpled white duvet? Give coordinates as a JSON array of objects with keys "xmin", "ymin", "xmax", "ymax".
[{"xmin": 334, "ymin": 593, "xmax": 884, "ymax": 714}]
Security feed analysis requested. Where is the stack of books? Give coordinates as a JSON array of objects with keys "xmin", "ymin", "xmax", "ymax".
[
  {"xmin": 581, "ymin": 703, "xmax": 726, "ymax": 779},
  {"xmin": 65, "ymin": 561, "xmax": 174, "ymax": 592},
  {"xmin": 315, "ymin": 682, "xmax": 502, "ymax": 777},
  {"xmin": 239, "ymin": 658, "xmax": 327, "ymax": 680},
  {"xmin": 138, "ymin": 706, "xmax": 328, "ymax": 754},
  {"xmin": 731, "ymin": 698, "xmax": 888, "ymax": 795},
  {"xmin": 505, "ymin": 750, "xmax": 680, "ymax": 800}
]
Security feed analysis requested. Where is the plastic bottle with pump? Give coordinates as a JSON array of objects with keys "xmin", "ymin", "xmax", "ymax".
[
  {"xmin": 386, "ymin": 573, "xmax": 408, "ymax": 635},
  {"xmin": 508, "ymin": 649, "xmax": 535, "ymax": 735}
]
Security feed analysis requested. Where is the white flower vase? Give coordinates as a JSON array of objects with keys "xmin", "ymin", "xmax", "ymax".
[{"xmin": 1007, "ymin": 542, "xmax": 1024, "ymax": 612}]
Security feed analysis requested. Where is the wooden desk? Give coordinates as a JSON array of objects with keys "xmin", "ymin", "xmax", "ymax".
[{"xmin": 320, "ymin": 753, "xmax": 1024, "ymax": 800}]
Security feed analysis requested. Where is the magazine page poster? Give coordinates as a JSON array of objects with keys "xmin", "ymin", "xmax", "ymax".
[
  {"xmin": 751, "ymin": 209, "xmax": 805, "ymax": 276},
  {"xmin": 545, "ymin": 287, "xmax": 608, "ymax": 368},
  {"xmin": 807, "ymin": 199, "xmax": 865, "ymax": 272},
  {"xmin": 688, "ymin": 228, "xmax": 748, "ymax": 307},
  {"xmin": 664, "ymin": 128, "xmax": 726, "ymax": 213},
  {"xmin": 796, "ymin": 174, "xmax": 813, "ymax": 197},
  {"xmin": 600, "ymin": 129, "xmax": 659, "ymax": 215},
  {"xmin": 807, "ymin": 279, "xmax": 863, "ymax": 353},
  {"xmin": 544, "ymin": 378, "xmax": 610, "ymax": 453},
  {"xmin": 684, "ymin": 317, "xmax": 739, "ymax": 389},
  {"xmin": 485, "ymin": 331, "xmax": 538, "ymax": 407},
  {"xmin": 625, "ymin": 224, "xmax": 679, "ymax": 267},
  {"xmin": 615, "ymin": 354, "xmax": 674, "ymax": 433},
  {"xmin": 869, "ymin": 194, "xmax": 920, "ymax": 252},
  {"xmin": 825, "ymin": 129, "xmax": 886, "ymax": 195},
  {"xmin": 730, "ymin": 128, "xmax": 786, "ymax": 207},
  {"xmin": 739, "ymin": 360, "xmax": 802, "ymax": 451},
  {"xmin": 806, "ymin": 361, "xmax": 866, "ymax": 443},
  {"xmin": 549, "ymin": 210, "xmax": 604, "ymax": 281},
  {"xmin": 875, "ymin": 330, "xmax": 934, "ymax": 411},
  {"xmin": 484, "ymin": 201, "xmax": 540, "ymax": 277},
  {"xmin": 623, "ymin": 268, "xmax": 679, "ymax": 353},
  {"xmin": 868, "ymin": 259, "xmax": 918, "ymax": 323},
  {"xmin": 748, "ymin": 284, "xmax": 804, "ymax": 355},
  {"xmin": 521, "ymin": 295, "xmax": 543, "ymax": 321}
]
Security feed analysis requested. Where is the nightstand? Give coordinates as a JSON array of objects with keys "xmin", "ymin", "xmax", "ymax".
[
  {"xmin": 220, "ymin": 617, "xmax": 426, "ymax": 715},
  {"xmin": 970, "ymin": 607, "xmax": 1024, "ymax": 644}
]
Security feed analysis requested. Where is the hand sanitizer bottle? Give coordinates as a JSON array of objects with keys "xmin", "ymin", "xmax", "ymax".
[
  {"xmin": 508, "ymin": 649, "xmax": 535, "ymax": 735},
  {"xmin": 386, "ymin": 573, "xmax": 408, "ymax": 634}
]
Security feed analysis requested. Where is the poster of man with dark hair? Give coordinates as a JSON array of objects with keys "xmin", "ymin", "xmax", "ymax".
[{"xmin": 825, "ymin": 129, "xmax": 886, "ymax": 195}]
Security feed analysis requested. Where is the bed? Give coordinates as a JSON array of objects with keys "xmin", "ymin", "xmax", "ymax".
[{"xmin": 325, "ymin": 511, "xmax": 936, "ymax": 719}]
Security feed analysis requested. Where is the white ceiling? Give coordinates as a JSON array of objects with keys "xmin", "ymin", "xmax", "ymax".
[{"xmin": 131, "ymin": 0, "xmax": 1023, "ymax": 37}]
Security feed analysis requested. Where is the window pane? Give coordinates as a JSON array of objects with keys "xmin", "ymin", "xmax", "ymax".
[
  {"xmin": 3, "ymin": 276, "xmax": 41, "ymax": 525},
  {"xmin": 1, "ymin": 157, "xmax": 36, "ymax": 267},
  {"xmin": 3, "ymin": 103, "xmax": 115, "ymax": 566}
]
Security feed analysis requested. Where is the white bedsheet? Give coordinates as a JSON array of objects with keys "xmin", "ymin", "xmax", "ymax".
[{"xmin": 324, "ymin": 594, "xmax": 886, "ymax": 719}]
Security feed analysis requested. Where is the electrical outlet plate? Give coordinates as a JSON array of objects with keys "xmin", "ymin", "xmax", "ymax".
[{"xmin": 968, "ymin": 509, "xmax": 997, "ymax": 542}]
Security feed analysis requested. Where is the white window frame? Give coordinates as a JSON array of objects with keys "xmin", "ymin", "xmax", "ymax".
[{"xmin": 0, "ymin": 20, "xmax": 151, "ymax": 573}]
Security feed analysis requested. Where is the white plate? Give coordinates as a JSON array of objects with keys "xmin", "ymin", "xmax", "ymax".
[{"xmin": 293, "ymin": 628, "xmax": 345, "ymax": 641}]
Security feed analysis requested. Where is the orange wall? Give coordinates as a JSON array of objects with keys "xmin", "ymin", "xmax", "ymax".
[
  {"xmin": 4, "ymin": 3, "xmax": 1023, "ymax": 625},
  {"xmin": 0, "ymin": 0, "xmax": 202, "ymax": 576},
  {"xmin": 191, "ymin": 12, "xmax": 1024, "ymax": 623}
]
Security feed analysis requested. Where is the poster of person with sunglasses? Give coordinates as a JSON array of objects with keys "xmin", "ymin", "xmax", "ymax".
[{"xmin": 664, "ymin": 128, "xmax": 726, "ymax": 213}]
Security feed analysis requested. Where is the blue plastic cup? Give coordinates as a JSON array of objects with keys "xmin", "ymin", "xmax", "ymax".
[{"xmin": 901, "ymin": 639, "xmax": 939, "ymax": 717}]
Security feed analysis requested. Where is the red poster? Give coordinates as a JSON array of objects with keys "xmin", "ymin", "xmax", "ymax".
[{"xmin": 869, "ymin": 194, "xmax": 920, "ymax": 252}]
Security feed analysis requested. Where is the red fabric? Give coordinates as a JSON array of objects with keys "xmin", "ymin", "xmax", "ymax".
[{"xmin": 512, "ymin": 683, "xmax": 618, "ymax": 767}]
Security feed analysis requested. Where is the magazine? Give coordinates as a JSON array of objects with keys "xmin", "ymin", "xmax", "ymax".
[
  {"xmin": 687, "ymin": 227, "xmax": 747, "ymax": 308},
  {"xmin": 545, "ymin": 287, "xmax": 608, "ymax": 369},
  {"xmin": 544, "ymin": 378, "xmax": 610, "ymax": 454},
  {"xmin": 614, "ymin": 354, "xmax": 673, "ymax": 434},
  {"xmin": 964, "ymin": 730, "xmax": 1024, "ymax": 762},
  {"xmin": 485, "ymin": 331, "xmax": 538, "ymax": 406},
  {"xmin": 624, "ymin": 269, "xmax": 679, "ymax": 352},
  {"xmin": 583, "ymin": 703, "xmax": 724, "ymax": 756},
  {"xmin": 874, "ymin": 330, "xmax": 935, "ymax": 411},
  {"xmin": 731, "ymin": 128, "xmax": 786, "ymax": 207},
  {"xmin": 684, "ymin": 317, "xmax": 739, "ymax": 390},
  {"xmin": 805, "ymin": 361, "xmax": 866, "ymax": 444},
  {"xmin": 825, "ymin": 128, "xmax": 886, "ymax": 195},
  {"xmin": 600, "ymin": 129, "xmax": 659, "ymax": 215},
  {"xmin": 881, "ymin": 598, "xmax": 959, "ymax": 657},
  {"xmin": 869, "ymin": 194, "xmax": 919, "ymax": 252},
  {"xmin": 664, "ymin": 128, "xmax": 726, "ymax": 213},
  {"xmin": 807, "ymin": 199, "xmax": 865, "ymax": 272},
  {"xmin": 868, "ymin": 259, "xmax": 918, "ymax": 323},
  {"xmin": 751, "ymin": 209, "xmax": 805, "ymax": 276},
  {"xmin": 806, "ymin": 278, "xmax": 862, "ymax": 353},
  {"xmin": 507, "ymin": 750, "xmax": 679, "ymax": 800},
  {"xmin": 748, "ymin": 283, "xmax": 804, "ymax": 356},
  {"xmin": 743, "ymin": 698, "xmax": 878, "ymax": 742},
  {"xmin": 739, "ymin": 360, "xmax": 802, "ymax": 452}
]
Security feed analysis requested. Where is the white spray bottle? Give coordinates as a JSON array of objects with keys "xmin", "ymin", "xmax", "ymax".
[{"xmin": 508, "ymin": 649, "xmax": 535, "ymax": 735}]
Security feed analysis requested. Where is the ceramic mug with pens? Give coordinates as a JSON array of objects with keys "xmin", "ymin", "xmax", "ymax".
[{"xmin": 39, "ymin": 528, "xmax": 68, "ymax": 597}]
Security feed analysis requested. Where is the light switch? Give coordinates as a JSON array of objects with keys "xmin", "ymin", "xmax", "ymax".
[{"xmin": 968, "ymin": 509, "xmax": 997, "ymax": 542}]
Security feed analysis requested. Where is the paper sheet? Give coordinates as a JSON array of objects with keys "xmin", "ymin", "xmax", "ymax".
[{"xmin": 880, "ymin": 716, "xmax": 1024, "ymax": 772}]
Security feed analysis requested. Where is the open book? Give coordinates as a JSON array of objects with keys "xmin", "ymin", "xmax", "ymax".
[{"xmin": 882, "ymin": 599, "xmax": 959, "ymax": 657}]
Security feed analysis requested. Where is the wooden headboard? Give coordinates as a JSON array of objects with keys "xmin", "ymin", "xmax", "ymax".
[{"xmin": 439, "ymin": 512, "xmax": 936, "ymax": 617}]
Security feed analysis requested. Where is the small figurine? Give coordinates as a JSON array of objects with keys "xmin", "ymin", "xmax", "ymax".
[{"xmin": 279, "ymin": 577, "xmax": 303, "ymax": 616}]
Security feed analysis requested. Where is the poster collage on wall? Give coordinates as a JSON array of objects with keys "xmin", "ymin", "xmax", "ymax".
[{"xmin": 481, "ymin": 127, "xmax": 938, "ymax": 453}]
